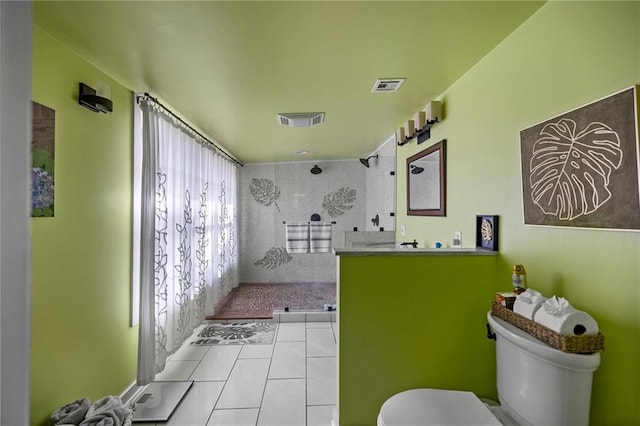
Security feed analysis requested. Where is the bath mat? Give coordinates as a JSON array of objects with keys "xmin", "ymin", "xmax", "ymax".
[{"xmin": 189, "ymin": 322, "xmax": 276, "ymax": 345}]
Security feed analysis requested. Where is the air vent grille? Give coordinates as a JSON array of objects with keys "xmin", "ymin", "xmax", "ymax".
[
  {"xmin": 277, "ymin": 112, "xmax": 325, "ymax": 127},
  {"xmin": 371, "ymin": 78, "xmax": 406, "ymax": 93}
]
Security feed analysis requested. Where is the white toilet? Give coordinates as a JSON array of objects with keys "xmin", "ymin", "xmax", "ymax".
[{"xmin": 377, "ymin": 311, "xmax": 601, "ymax": 426}]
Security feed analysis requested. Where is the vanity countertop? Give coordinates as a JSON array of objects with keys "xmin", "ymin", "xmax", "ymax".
[{"xmin": 334, "ymin": 247, "xmax": 498, "ymax": 256}]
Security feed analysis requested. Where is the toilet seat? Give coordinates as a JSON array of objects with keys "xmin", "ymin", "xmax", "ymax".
[{"xmin": 377, "ymin": 389, "xmax": 505, "ymax": 426}]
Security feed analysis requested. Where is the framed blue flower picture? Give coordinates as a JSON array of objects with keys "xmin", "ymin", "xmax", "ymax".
[{"xmin": 32, "ymin": 101, "xmax": 55, "ymax": 217}]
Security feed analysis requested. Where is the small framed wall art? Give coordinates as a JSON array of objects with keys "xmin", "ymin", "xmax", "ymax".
[{"xmin": 476, "ymin": 215, "xmax": 499, "ymax": 251}]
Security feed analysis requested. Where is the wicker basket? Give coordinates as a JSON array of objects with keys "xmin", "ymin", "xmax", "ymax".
[{"xmin": 491, "ymin": 302, "xmax": 604, "ymax": 353}]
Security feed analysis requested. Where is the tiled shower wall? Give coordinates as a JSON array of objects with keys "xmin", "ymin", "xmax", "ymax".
[
  {"xmin": 239, "ymin": 138, "xmax": 396, "ymax": 284},
  {"xmin": 239, "ymin": 160, "xmax": 366, "ymax": 283}
]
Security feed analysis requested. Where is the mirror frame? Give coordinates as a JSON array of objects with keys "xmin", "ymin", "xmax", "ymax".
[{"xmin": 406, "ymin": 139, "xmax": 446, "ymax": 216}]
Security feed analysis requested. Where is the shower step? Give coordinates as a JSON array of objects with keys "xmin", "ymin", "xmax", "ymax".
[{"xmin": 272, "ymin": 309, "xmax": 336, "ymax": 323}]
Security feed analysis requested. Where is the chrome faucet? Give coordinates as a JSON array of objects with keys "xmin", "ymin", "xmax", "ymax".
[{"xmin": 400, "ymin": 239, "xmax": 418, "ymax": 248}]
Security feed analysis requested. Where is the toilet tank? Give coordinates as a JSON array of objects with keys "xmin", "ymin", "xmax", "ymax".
[{"xmin": 487, "ymin": 313, "xmax": 600, "ymax": 426}]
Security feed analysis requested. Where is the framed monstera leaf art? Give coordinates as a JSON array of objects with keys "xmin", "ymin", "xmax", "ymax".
[{"xmin": 520, "ymin": 86, "xmax": 640, "ymax": 230}]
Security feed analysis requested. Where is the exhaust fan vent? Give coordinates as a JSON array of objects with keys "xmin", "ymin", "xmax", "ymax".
[
  {"xmin": 371, "ymin": 78, "xmax": 405, "ymax": 93},
  {"xmin": 277, "ymin": 112, "xmax": 325, "ymax": 127}
]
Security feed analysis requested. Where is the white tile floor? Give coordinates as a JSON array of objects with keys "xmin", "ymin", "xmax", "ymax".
[{"xmin": 152, "ymin": 321, "xmax": 337, "ymax": 426}]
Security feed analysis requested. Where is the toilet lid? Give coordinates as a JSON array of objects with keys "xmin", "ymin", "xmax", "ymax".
[{"xmin": 378, "ymin": 389, "xmax": 503, "ymax": 426}]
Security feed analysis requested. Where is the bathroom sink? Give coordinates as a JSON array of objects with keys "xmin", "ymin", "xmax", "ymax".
[
  {"xmin": 344, "ymin": 231, "xmax": 395, "ymax": 248},
  {"xmin": 365, "ymin": 242, "xmax": 397, "ymax": 248}
]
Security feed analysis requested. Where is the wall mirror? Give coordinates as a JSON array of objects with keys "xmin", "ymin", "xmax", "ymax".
[{"xmin": 407, "ymin": 139, "xmax": 446, "ymax": 216}]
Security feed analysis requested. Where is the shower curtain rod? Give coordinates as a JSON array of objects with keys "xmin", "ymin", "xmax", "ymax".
[{"xmin": 136, "ymin": 92, "xmax": 244, "ymax": 167}]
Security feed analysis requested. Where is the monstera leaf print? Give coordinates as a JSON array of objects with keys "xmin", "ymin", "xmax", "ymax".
[
  {"xmin": 529, "ymin": 118, "xmax": 623, "ymax": 220},
  {"xmin": 255, "ymin": 247, "xmax": 292, "ymax": 269},
  {"xmin": 322, "ymin": 187, "xmax": 357, "ymax": 218},
  {"xmin": 250, "ymin": 178, "xmax": 281, "ymax": 212}
]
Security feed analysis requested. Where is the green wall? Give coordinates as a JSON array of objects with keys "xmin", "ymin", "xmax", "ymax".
[
  {"xmin": 338, "ymin": 253, "xmax": 502, "ymax": 426},
  {"xmin": 395, "ymin": 2, "xmax": 639, "ymax": 425},
  {"xmin": 31, "ymin": 26, "xmax": 137, "ymax": 426}
]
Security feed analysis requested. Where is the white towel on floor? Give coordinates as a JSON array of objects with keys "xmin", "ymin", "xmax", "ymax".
[
  {"xmin": 285, "ymin": 222, "xmax": 309, "ymax": 254},
  {"xmin": 50, "ymin": 397, "xmax": 91, "ymax": 425},
  {"xmin": 309, "ymin": 222, "xmax": 332, "ymax": 253},
  {"xmin": 79, "ymin": 396, "xmax": 132, "ymax": 426}
]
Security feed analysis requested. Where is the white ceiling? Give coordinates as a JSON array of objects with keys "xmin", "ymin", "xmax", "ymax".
[{"xmin": 34, "ymin": 1, "xmax": 545, "ymax": 164}]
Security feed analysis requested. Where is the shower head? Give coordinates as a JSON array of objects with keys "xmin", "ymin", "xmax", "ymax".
[
  {"xmin": 410, "ymin": 164, "xmax": 424, "ymax": 174},
  {"xmin": 359, "ymin": 154, "xmax": 378, "ymax": 168},
  {"xmin": 310, "ymin": 164, "xmax": 323, "ymax": 175}
]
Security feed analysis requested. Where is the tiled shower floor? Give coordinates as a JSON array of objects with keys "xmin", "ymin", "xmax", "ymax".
[
  {"xmin": 208, "ymin": 283, "xmax": 336, "ymax": 320},
  {"xmin": 152, "ymin": 319, "xmax": 337, "ymax": 426}
]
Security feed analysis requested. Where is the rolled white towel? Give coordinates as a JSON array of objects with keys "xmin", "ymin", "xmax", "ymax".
[
  {"xmin": 534, "ymin": 296, "xmax": 599, "ymax": 336},
  {"xmin": 513, "ymin": 289, "xmax": 546, "ymax": 319}
]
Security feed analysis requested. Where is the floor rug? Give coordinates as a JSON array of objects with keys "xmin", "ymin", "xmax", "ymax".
[{"xmin": 189, "ymin": 322, "xmax": 277, "ymax": 345}]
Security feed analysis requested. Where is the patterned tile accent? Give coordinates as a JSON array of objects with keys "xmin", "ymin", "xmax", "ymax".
[{"xmin": 189, "ymin": 322, "xmax": 276, "ymax": 345}]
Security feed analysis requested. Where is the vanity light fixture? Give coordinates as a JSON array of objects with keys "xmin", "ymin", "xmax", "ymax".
[
  {"xmin": 414, "ymin": 111, "xmax": 427, "ymax": 130},
  {"xmin": 404, "ymin": 119, "xmax": 416, "ymax": 139},
  {"xmin": 416, "ymin": 101, "xmax": 442, "ymax": 144},
  {"xmin": 397, "ymin": 100, "xmax": 443, "ymax": 146},
  {"xmin": 396, "ymin": 127, "xmax": 408, "ymax": 146}
]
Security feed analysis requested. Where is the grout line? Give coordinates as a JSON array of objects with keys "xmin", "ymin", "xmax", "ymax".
[
  {"xmin": 184, "ymin": 344, "xmax": 212, "ymax": 381},
  {"xmin": 266, "ymin": 377, "xmax": 306, "ymax": 381},
  {"xmin": 178, "ymin": 333, "xmax": 234, "ymax": 425},
  {"xmin": 185, "ymin": 320, "xmax": 335, "ymax": 425},
  {"xmin": 203, "ymin": 346, "xmax": 243, "ymax": 420},
  {"xmin": 256, "ymin": 322, "xmax": 279, "ymax": 425},
  {"xmin": 203, "ymin": 381, "xmax": 225, "ymax": 426}
]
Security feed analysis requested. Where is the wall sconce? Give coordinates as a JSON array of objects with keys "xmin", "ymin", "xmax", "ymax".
[
  {"xmin": 416, "ymin": 101, "xmax": 441, "ymax": 144},
  {"xmin": 414, "ymin": 111, "xmax": 426, "ymax": 130},
  {"xmin": 397, "ymin": 119, "xmax": 417, "ymax": 146},
  {"xmin": 404, "ymin": 119, "xmax": 415, "ymax": 138},
  {"xmin": 426, "ymin": 100, "xmax": 441, "ymax": 122},
  {"xmin": 78, "ymin": 83, "xmax": 113, "ymax": 113},
  {"xmin": 396, "ymin": 127, "xmax": 407, "ymax": 146},
  {"xmin": 396, "ymin": 100, "xmax": 442, "ymax": 146}
]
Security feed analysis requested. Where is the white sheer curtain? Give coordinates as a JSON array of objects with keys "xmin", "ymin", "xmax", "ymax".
[{"xmin": 136, "ymin": 97, "xmax": 239, "ymax": 385}]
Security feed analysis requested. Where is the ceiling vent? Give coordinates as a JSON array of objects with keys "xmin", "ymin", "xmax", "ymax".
[
  {"xmin": 371, "ymin": 78, "xmax": 405, "ymax": 93},
  {"xmin": 277, "ymin": 112, "xmax": 325, "ymax": 127}
]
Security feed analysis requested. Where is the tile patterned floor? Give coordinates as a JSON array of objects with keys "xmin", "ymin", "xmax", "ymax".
[
  {"xmin": 207, "ymin": 283, "xmax": 336, "ymax": 320},
  {"xmin": 153, "ymin": 320, "xmax": 337, "ymax": 426}
]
